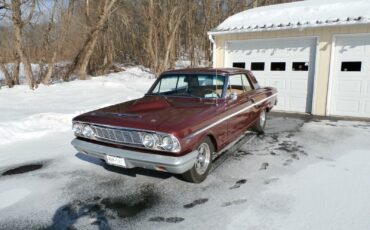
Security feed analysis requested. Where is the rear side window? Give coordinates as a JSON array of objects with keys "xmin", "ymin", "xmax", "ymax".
[
  {"xmin": 228, "ymin": 75, "xmax": 244, "ymax": 96},
  {"xmin": 241, "ymin": 74, "xmax": 252, "ymax": 92}
]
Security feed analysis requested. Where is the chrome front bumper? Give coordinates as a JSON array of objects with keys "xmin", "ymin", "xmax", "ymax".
[{"xmin": 71, "ymin": 138, "xmax": 198, "ymax": 174}]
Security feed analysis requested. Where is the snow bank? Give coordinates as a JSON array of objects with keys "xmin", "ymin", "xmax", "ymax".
[
  {"xmin": 0, "ymin": 67, "xmax": 155, "ymax": 145},
  {"xmin": 0, "ymin": 113, "xmax": 77, "ymax": 145}
]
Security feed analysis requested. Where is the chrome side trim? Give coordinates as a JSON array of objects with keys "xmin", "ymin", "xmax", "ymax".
[{"xmin": 186, "ymin": 93, "xmax": 278, "ymax": 139}]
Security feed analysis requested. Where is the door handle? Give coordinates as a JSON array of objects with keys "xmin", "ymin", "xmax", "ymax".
[{"xmin": 250, "ymin": 98, "xmax": 261, "ymax": 109}]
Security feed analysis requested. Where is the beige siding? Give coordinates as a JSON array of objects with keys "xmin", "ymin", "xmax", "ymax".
[{"xmin": 213, "ymin": 24, "xmax": 370, "ymax": 116}]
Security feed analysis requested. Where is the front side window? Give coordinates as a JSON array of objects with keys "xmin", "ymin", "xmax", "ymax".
[{"xmin": 149, "ymin": 74, "xmax": 225, "ymax": 98}]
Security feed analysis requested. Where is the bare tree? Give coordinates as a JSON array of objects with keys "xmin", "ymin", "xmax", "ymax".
[
  {"xmin": 144, "ymin": 0, "xmax": 188, "ymax": 75},
  {"xmin": 0, "ymin": 0, "xmax": 299, "ymax": 89},
  {"xmin": 64, "ymin": 0, "xmax": 117, "ymax": 81},
  {"xmin": 0, "ymin": 62, "xmax": 14, "ymax": 87},
  {"xmin": 10, "ymin": 0, "xmax": 36, "ymax": 89},
  {"xmin": 41, "ymin": 0, "xmax": 75, "ymax": 85}
]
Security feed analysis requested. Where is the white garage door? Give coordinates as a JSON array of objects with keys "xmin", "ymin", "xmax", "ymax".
[
  {"xmin": 225, "ymin": 38, "xmax": 317, "ymax": 113},
  {"xmin": 329, "ymin": 35, "xmax": 370, "ymax": 118}
]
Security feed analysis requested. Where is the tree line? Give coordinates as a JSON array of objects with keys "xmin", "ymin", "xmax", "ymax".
[{"xmin": 0, "ymin": 0, "xmax": 297, "ymax": 89}]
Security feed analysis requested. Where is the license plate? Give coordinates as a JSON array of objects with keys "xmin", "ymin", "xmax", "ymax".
[{"xmin": 106, "ymin": 155, "xmax": 126, "ymax": 167}]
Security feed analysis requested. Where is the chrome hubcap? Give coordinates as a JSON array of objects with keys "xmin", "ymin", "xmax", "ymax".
[
  {"xmin": 195, "ymin": 143, "xmax": 211, "ymax": 175},
  {"xmin": 260, "ymin": 110, "xmax": 266, "ymax": 127}
]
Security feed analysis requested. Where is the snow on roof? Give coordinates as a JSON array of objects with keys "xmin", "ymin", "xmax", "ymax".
[{"xmin": 209, "ymin": 0, "xmax": 370, "ymax": 35}]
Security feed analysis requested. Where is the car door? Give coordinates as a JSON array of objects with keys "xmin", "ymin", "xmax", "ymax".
[
  {"xmin": 242, "ymin": 73, "xmax": 260, "ymax": 123},
  {"xmin": 226, "ymin": 74, "xmax": 254, "ymax": 141}
]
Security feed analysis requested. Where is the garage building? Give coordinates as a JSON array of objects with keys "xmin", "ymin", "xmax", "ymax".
[{"xmin": 208, "ymin": 0, "xmax": 370, "ymax": 118}]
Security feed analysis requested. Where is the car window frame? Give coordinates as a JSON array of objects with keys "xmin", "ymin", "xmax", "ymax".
[
  {"xmin": 226, "ymin": 73, "xmax": 255, "ymax": 98},
  {"xmin": 147, "ymin": 74, "xmax": 228, "ymax": 99}
]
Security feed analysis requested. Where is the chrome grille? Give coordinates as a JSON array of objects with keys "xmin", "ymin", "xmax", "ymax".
[{"xmin": 91, "ymin": 125, "xmax": 143, "ymax": 146}]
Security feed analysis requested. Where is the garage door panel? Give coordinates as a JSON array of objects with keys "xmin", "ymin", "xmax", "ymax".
[
  {"xmin": 257, "ymin": 79, "xmax": 267, "ymax": 86},
  {"xmin": 337, "ymin": 80, "xmax": 362, "ymax": 94},
  {"xmin": 365, "ymin": 101, "xmax": 370, "ymax": 113},
  {"xmin": 336, "ymin": 46, "xmax": 367, "ymax": 55},
  {"xmin": 330, "ymin": 35, "xmax": 370, "ymax": 118},
  {"xmin": 290, "ymin": 79, "xmax": 308, "ymax": 91},
  {"xmin": 268, "ymin": 79, "xmax": 287, "ymax": 90},
  {"xmin": 334, "ymin": 100, "xmax": 361, "ymax": 114},
  {"xmin": 275, "ymin": 96, "xmax": 286, "ymax": 109},
  {"xmin": 289, "ymin": 96, "xmax": 307, "ymax": 111},
  {"xmin": 366, "ymin": 81, "xmax": 370, "ymax": 94},
  {"xmin": 225, "ymin": 38, "xmax": 316, "ymax": 113}
]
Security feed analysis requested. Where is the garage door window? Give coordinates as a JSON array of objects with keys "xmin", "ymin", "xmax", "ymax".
[
  {"xmin": 233, "ymin": 62, "xmax": 245, "ymax": 68},
  {"xmin": 341, "ymin": 62, "xmax": 362, "ymax": 72},
  {"xmin": 251, "ymin": 62, "xmax": 265, "ymax": 71},
  {"xmin": 292, "ymin": 62, "xmax": 309, "ymax": 71},
  {"xmin": 271, "ymin": 62, "xmax": 286, "ymax": 71}
]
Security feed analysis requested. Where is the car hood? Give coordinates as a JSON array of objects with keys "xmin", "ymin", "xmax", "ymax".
[{"xmin": 74, "ymin": 95, "xmax": 222, "ymax": 135}]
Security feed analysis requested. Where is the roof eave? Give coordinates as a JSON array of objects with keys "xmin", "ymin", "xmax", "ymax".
[{"xmin": 208, "ymin": 21, "xmax": 370, "ymax": 36}]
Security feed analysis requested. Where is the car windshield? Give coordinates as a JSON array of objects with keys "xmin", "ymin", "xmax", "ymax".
[{"xmin": 148, "ymin": 74, "xmax": 225, "ymax": 98}]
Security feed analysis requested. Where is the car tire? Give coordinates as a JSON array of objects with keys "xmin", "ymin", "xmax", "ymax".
[
  {"xmin": 252, "ymin": 109, "xmax": 267, "ymax": 134},
  {"xmin": 182, "ymin": 137, "xmax": 214, "ymax": 183}
]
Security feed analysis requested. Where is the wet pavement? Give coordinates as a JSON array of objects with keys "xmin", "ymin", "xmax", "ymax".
[{"xmin": 1, "ymin": 113, "xmax": 370, "ymax": 230}]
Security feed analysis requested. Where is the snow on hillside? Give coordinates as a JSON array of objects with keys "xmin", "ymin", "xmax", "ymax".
[{"xmin": 0, "ymin": 67, "xmax": 155, "ymax": 145}]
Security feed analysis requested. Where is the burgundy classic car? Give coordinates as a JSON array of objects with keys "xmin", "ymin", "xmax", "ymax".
[{"xmin": 71, "ymin": 68, "xmax": 277, "ymax": 183}]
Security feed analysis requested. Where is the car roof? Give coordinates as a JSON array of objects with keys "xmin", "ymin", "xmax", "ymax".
[{"xmin": 161, "ymin": 68, "xmax": 249, "ymax": 76}]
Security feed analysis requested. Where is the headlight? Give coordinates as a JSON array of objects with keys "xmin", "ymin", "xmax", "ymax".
[
  {"xmin": 82, "ymin": 125, "xmax": 95, "ymax": 137},
  {"xmin": 161, "ymin": 136, "xmax": 173, "ymax": 150},
  {"xmin": 142, "ymin": 133, "xmax": 157, "ymax": 148},
  {"xmin": 72, "ymin": 123, "xmax": 83, "ymax": 135},
  {"xmin": 141, "ymin": 132, "xmax": 180, "ymax": 153}
]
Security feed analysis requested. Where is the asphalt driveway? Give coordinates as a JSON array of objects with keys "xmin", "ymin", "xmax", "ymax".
[{"xmin": 0, "ymin": 113, "xmax": 370, "ymax": 230}]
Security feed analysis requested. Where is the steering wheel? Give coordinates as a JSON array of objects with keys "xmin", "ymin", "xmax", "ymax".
[{"xmin": 203, "ymin": 89, "xmax": 220, "ymax": 98}]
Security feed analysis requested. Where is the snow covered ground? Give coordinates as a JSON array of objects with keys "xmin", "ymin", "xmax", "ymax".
[{"xmin": 0, "ymin": 68, "xmax": 370, "ymax": 229}]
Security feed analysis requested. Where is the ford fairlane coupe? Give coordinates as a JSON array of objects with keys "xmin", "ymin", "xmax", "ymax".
[{"xmin": 71, "ymin": 68, "xmax": 277, "ymax": 183}]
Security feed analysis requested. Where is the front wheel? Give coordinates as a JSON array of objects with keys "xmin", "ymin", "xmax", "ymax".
[
  {"xmin": 252, "ymin": 109, "xmax": 267, "ymax": 134},
  {"xmin": 182, "ymin": 137, "xmax": 214, "ymax": 183}
]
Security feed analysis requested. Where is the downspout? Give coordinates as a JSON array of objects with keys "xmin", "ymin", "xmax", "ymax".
[{"xmin": 208, "ymin": 33, "xmax": 216, "ymax": 68}]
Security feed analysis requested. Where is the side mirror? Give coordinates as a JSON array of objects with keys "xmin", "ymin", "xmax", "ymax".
[{"xmin": 229, "ymin": 92, "xmax": 238, "ymax": 101}]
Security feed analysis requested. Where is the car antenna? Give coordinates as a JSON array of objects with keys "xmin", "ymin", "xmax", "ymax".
[{"xmin": 215, "ymin": 67, "xmax": 218, "ymax": 106}]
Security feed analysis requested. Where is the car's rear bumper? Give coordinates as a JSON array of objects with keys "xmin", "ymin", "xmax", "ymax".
[{"xmin": 71, "ymin": 138, "xmax": 198, "ymax": 174}]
